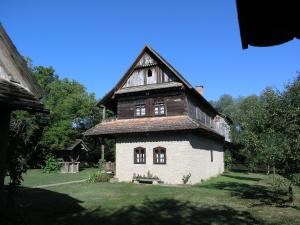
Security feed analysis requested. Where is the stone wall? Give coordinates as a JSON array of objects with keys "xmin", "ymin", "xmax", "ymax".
[{"xmin": 115, "ymin": 132, "xmax": 224, "ymax": 184}]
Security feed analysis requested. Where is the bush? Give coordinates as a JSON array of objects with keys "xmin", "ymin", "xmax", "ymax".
[
  {"xmin": 98, "ymin": 159, "xmax": 105, "ymax": 171},
  {"xmin": 224, "ymin": 150, "xmax": 233, "ymax": 169},
  {"xmin": 182, "ymin": 173, "xmax": 191, "ymax": 184},
  {"xmin": 87, "ymin": 171, "xmax": 110, "ymax": 183},
  {"xmin": 291, "ymin": 173, "xmax": 300, "ymax": 186},
  {"xmin": 42, "ymin": 154, "xmax": 60, "ymax": 173}
]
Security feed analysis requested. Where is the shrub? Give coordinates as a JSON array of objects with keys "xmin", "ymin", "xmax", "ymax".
[
  {"xmin": 182, "ymin": 173, "xmax": 191, "ymax": 184},
  {"xmin": 133, "ymin": 171, "xmax": 159, "ymax": 180},
  {"xmin": 87, "ymin": 171, "xmax": 110, "ymax": 183},
  {"xmin": 98, "ymin": 159, "xmax": 105, "ymax": 172},
  {"xmin": 224, "ymin": 150, "xmax": 233, "ymax": 169},
  {"xmin": 291, "ymin": 173, "xmax": 300, "ymax": 186},
  {"xmin": 42, "ymin": 154, "xmax": 60, "ymax": 173}
]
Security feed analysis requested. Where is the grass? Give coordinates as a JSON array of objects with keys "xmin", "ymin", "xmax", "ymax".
[
  {"xmin": 3, "ymin": 170, "xmax": 300, "ymax": 225},
  {"xmin": 5, "ymin": 168, "xmax": 98, "ymax": 187}
]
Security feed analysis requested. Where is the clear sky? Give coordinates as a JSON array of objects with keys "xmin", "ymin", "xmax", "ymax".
[{"xmin": 1, "ymin": 0, "xmax": 299, "ymax": 101}]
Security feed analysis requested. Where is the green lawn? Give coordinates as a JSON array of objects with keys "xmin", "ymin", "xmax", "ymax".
[
  {"xmin": 4, "ymin": 170, "xmax": 300, "ymax": 225},
  {"xmin": 15, "ymin": 168, "xmax": 98, "ymax": 187}
]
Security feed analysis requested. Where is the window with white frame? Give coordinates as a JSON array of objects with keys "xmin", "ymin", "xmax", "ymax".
[
  {"xmin": 135, "ymin": 104, "xmax": 146, "ymax": 117},
  {"xmin": 154, "ymin": 102, "xmax": 165, "ymax": 115}
]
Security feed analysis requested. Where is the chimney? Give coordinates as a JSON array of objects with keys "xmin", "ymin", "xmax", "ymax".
[{"xmin": 195, "ymin": 85, "xmax": 204, "ymax": 95}]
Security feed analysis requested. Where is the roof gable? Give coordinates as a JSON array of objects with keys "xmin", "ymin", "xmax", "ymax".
[{"xmin": 98, "ymin": 45, "xmax": 217, "ymax": 114}]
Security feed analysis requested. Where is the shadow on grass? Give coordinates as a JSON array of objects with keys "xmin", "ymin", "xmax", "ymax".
[
  {"xmin": 200, "ymin": 181, "xmax": 291, "ymax": 207},
  {"xmin": 80, "ymin": 198, "xmax": 263, "ymax": 225},
  {"xmin": 1, "ymin": 187, "xmax": 264, "ymax": 225},
  {"xmin": 222, "ymin": 174, "xmax": 262, "ymax": 182}
]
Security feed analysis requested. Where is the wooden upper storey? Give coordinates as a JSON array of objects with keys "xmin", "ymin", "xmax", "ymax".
[{"xmin": 88, "ymin": 46, "xmax": 231, "ymax": 141}]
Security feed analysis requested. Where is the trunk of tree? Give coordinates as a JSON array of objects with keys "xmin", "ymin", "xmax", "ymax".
[
  {"xmin": 266, "ymin": 164, "xmax": 270, "ymax": 175},
  {"xmin": 101, "ymin": 144, "xmax": 105, "ymax": 161},
  {"xmin": 288, "ymin": 183, "xmax": 294, "ymax": 202},
  {"xmin": 0, "ymin": 110, "xmax": 11, "ymax": 211},
  {"xmin": 272, "ymin": 165, "xmax": 276, "ymax": 185}
]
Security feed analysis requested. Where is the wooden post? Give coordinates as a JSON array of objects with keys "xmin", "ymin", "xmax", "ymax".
[
  {"xmin": 0, "ymin": 110, "xmax": 11, "ymax": 210},
  {"xmin": 98, "ymin": 137, "xmax": 105, "ymax": 161},
  {"xmin": 101, "ymin": 144, "xmax": 105, "ymax": 161},
  {"xmin": 102, "ymin": 106, "xmax": 106, "ymax": 121}
]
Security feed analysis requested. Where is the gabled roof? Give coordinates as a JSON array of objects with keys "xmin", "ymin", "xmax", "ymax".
[
  {"xmin": 97, "ymin": 45, "xmax": 218, "ymax": 114},
  {"xmin": 65, "ymin": 139, "xmax": 90, "ymax": 151}
]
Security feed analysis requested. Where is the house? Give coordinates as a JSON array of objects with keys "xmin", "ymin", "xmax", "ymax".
[
  {"xmin": 0, "ymin": 23, "xmax": 47, "ymax": 208},
  {"xmin": 84, "ymin": 46, "xmax": 231, "ymax": 184}
]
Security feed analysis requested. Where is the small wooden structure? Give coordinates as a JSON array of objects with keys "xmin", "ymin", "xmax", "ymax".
[
  {"xmin": 57, "ymin": 139, "xmax": 90, "ymax": 173},
  {"xmin": 59, "ymin": 162, "xmax": 80, "ymax": 173}
]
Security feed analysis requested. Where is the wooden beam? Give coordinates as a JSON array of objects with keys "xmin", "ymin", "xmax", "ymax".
[
  {"xmin": 0, "ymin": 109, "xmax": 11, "ymax": 210},
  {"xmin": 101, "ymin": 144, "xmax": 105, "ymax": 161},
  {"xmin": 102, "ymin": 106, "xmax": 106, "ymax": 121}
]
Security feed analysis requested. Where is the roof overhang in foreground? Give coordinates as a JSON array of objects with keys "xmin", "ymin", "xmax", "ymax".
[
  {"xmin": 84, "ymin": 115, "xmax": 224, "ymax": 140},
  {"xmin": 0, "ymin": 78, "xmax": 48, "ymax": 113}
]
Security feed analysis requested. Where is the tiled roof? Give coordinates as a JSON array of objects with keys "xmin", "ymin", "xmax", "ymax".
[
  {"xmin": 84, "ymin": 115, "xmax": 222, "ymax": 138},
  {"xmin": 0, "ymin": 78, "xmax": 47, "ymax": 112}
]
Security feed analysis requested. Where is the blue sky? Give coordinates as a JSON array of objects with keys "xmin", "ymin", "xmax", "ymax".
[{"xmin": 1, "ymin": 0, "xmax": 299, "ymax": 101}]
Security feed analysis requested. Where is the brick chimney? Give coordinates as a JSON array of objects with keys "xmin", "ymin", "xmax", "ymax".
[{"xmin": 195, "ymin": 85, "xmax": 204, "ymax": 95}]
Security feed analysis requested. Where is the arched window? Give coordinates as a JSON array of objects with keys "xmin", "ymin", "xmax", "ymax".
[
  {"xmin": 147, "ymin": 69, "xmax": 152, "ymax": 77},
  {"xmin": 134, "ymin": 147, "xmax": 146, "ymax": 164},
  {"xmin": 153, "ymin": 147, "xmax": 166, "ymax": 164}
]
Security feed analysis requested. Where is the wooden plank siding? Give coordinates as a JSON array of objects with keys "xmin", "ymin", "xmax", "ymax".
[{"xmin": 117, "ymin": 92, "xmax": 187, "ymax": 119}]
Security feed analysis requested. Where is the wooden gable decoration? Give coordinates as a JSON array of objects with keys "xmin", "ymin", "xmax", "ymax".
[{"xmin": 121, "ymin": 52, "xmax": 178, "ymax": 89}]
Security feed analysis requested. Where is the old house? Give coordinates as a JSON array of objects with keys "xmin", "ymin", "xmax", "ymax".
[
  {"xmin": 85, "ymin": 46, "xmax": 231, "ymax": 184},
  {"xmin": 0, "ymin": 23, "xmax": 47, "ymax": 208}
]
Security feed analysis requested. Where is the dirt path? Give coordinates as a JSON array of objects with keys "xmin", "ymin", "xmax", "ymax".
[{"xmin": 33, "ymin": 179, "xmax": 87, "ymax": 188}]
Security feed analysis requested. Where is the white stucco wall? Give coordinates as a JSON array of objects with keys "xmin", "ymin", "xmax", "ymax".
[{"xmin": 115, "ymin": 132, "xmax": 224, "ymax": 184}]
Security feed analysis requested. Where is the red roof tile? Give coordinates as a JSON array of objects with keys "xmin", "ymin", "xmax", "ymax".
[{"xmin": 84, "ymin": 115, "xmax": 222, "ymax": 137}]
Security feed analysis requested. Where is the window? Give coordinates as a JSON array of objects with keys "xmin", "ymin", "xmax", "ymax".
[
  {"xmin": 154, "ymin": 103, "xmax": 165, "ymax": 115},
  {"xmin": 153, "ymin": 147, "xmax": 166, "ymax": 164},
  {"xmin": 134, "ymin": 147, "xmax": 146, "ymax": 164},
  {"xmin": 147, "ymin": 69, "xmax": 152, "ymax": 77},
  {"xmin": 210, "ymin": 150, "xmax": 213, "ymax": 162},
  {"xmin": 136, "ymin": 104, "xmax": 146, "ymax": 117}
]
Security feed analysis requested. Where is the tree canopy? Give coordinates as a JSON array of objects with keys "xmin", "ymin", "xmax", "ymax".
[{"xmin": 212, "ymin": 74, "xmax": 300, "ymax": 176}]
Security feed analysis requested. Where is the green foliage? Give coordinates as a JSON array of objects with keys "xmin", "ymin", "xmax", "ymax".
[
  {"xmin": 98, "ymin": 159, "xmax": 105, "ymax": 171},
  {"xmin": 182, "ymin": 173, "xmax": 191, "ymax": 184},
  {"xmin": 213, "ymin": 74, "xmax": 300, "ymax": 179},
  {"xmin": 42, "ymin": 154, "xmax": 60, "ymax": 173},
  {"xmin": 133, "ymin": 171, "xmax": 159, "ymax": 180},
  {"xmin": 39, "ymin": 78, "xmax": 101, "ymax": 151},
  {"xmin": 87, "ymin": 171, "xmax": 111, "ymax": 183},
  {"xmin": 290, "ymin": 173, "xmax": 300, "ymax": 186},
  {"xmin": 224, "ymin": 150, "xmax": 233, "ymax": 169},
  {"xmin": 8, "ymin": 111, "xmax": 47, "ymax": 189}
]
